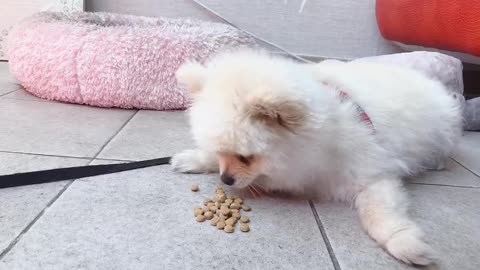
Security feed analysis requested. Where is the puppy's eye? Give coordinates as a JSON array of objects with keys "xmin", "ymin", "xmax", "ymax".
[{"xmin": 236, "ymin": 155, "xmax": 254, "ymax": 165}]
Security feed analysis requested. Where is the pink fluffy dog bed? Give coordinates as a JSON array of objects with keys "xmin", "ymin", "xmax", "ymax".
[{"xmin": 7, "ymin": 12, "xmax": 254, "ymax": 110}]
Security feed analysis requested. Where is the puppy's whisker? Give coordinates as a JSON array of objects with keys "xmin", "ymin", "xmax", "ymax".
[
  {"xmin": 249, "ymin": 184, "xmax": 264, "ymax": 198},
  {"xmin": 246, "ymin": 185, "xmax": 255, "ymax": 198}
]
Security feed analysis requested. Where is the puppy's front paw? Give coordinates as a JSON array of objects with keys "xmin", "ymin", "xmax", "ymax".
[
  {"xmin": 171, "ymin": 149, "xmax": 216, "ymax": 174},
  {"xmin": 385, "ymin": 228, "xmax": 436, "ymax": 266}
]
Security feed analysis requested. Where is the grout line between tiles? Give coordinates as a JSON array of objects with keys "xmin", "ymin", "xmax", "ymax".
[
  {"xmin": 0, "ymin": 88, "xmax": 21, "ymax": 98},
  {"xmin": 0, "ymin": 150, "xmax": 137, "ymax": 163},
  {"xmin": 3, "ymin": 96, "xmax": 52, "ymax": 103},
  {"xmin": 0, "ymin": 150, "xmax": 93, "ymax": 160},
  {"xmin": 450, "ymin": 157, "xmax": 480, "ymax": 180},
  {"xmin": 308, "ymin": 200, "xmax": 341, "ymax": 270},
  {"xmin": 0, "ymin": 110, "xmax": 139, "ymax": 260},
  {"xmin": 407, "ymin": 182, "xmax": 480, "ymax": 189},
  {"xmin": 90, "ymin": 110, "xmax": 139, "ymax": 160},
  {"xmin": 93, "ymin": 157, "xmax": 137, "ymax": 162},
  {"xmin": 0, "ymin": 179, "xmax": 75, "ymax": 260}
]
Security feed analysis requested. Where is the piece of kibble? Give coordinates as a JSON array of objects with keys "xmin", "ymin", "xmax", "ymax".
[
  {"xmin": 230, "ymin": 208, "xmax": 239, "ymax": 213},
  {"xmin": 209, "ymin": 206, "xmax": 217, "ymax": 213},
  {"xmin": 230, "ymin": 203, "xmax": 240, "ymax": 209},
  {"xmin": 220, "ymin": 208, "xmax": 230, "ymax": 216},
  {"xmin": 203, "ymin": 198, "xmax": 212, "ymax": 206},
  {"xmin": 225, "ymin": 217, "xmax": 236, "ymax": 226},
  {"xmin": 240, "ymin": 216, "xmax": 250, "ymax": 223},
  {"xmin": 202, "ymin": 206, "xmax": 209, "ymax": 213},
  {"xmin": 234, "ymin": 198, "xmax": 243, "ymax": 205},
  {"xmin": 204, "ymin": 211, "xmax": 214, "ymax": 220},
  {"xmin": 225, "ymin": 198, "xmax": 233, "ymax": 204},
  {"xmin": 232, "ymin": 212, "xmax": 241, "ymax": 219},
  {"xmin": 217, "ymin": 194, "xmax": 226, "ymax": 203},
  {"xmin": 217, "ymin": 221, "xmax": 226, "ymax": 229},
  {"xmin": 242, "ymin": 205, "xmax": 252, "ymax": 211},
  {"xmin": 195, "ymin": 215, "xmax": 206, "ymax": 222},
  {"xmin": 194, "ymin": 208, "xmax": 203, "ymax": 217},
  {"xmin": 210, "ymin": 216, "xmax": 220, "ymax": 226},
  {"xmin": 224, "ymin": 224, "xmax": 234, "ymax": 233},
  {"xmin": 240, "ymin": 223, "xmax": 250, "ymax": 232},
  {"xmin": 214, "ymin": 201, "xmax": 221, "ymax": 208},
  {"xmin": 191, "ymin": 184, "xmax": 199, "ymax": 192}
]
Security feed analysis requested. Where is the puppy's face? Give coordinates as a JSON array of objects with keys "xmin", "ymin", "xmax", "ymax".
[{"xmin": 176, "ymin": 51, "xmax": 307, "ymax": 189}]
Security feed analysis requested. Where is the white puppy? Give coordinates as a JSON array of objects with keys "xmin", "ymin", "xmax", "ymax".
[{"xmin": 171, "ymin": 49, "xmax": 463, "ymax": 265}]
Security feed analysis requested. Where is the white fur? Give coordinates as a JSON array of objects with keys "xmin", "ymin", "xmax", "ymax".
[{"xmin": 171, "ymin": 50, "xmax": 463, "ymax": 265}]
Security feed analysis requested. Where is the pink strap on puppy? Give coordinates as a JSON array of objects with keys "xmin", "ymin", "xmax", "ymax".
[{"xmin": 323, "ymin": 81, "xmax": 375, "ymax": 132}]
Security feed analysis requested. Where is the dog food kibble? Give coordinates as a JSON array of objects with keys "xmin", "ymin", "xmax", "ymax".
[
  {"xmin": 217, "ymin": 221, "xmax": 226, "ymax": 229},
  {"xmin": 240, "ymin": 223, "xmax": 250, "ymax": 232},
  {"xmin": 191, "ymin": 184, "xmax": 199, "ymax": 192},
  {"xmin": 242, "ymin": 205, "xmax": 252, "ymax": 211},
  {"xmin": 193, "ymin": 186, "xmax": 252, "ymax": 233},
  {"xmin": 224, "ymin": 225, "xmax": 234, "ymax": 233},
  {"xmin": 204, "ymin": 211, "xmax": 214, "ymax": 220},
  {"xmin": 225, "ymin": 217, "xmax": 236, "ymax": 226},
  {"xmin": 195, "ymin": 215, "xmax": 206, "ymax": 222},
  {"xmin": 210, "ymin": 216, "xmax": 220, "ymax": 226},
  {"xmin": 240, "ymin": 216, "xmax": 250, "ymax": 223},
  {"xmin": 217, "ymin": 194, "xmax": 226, "ymax": 203},
  {"xmin": 234, "ymin": 198, "xmax": 243, "ymax": 205},
  {"xmin": 221, "ymin": 203, "xmax": 230, "ymax": 208},
  {"xmin": 194, "ymin": 208, "xmax": 203, "ymax": 217}
]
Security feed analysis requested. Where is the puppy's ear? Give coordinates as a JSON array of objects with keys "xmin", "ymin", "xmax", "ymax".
[
  {"xmin": 246, "ymin": 96, "xmax": 306, "ymax": 131},
  {"xmin": 175, "ymin": 61, "xmax": 207, "ymax": 94}
]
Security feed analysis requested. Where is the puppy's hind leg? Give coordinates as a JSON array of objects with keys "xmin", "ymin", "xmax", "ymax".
[
  {"xmin": 355, "ymin": 178, "xmax": 435, "ymax": 265},
  {"xmin": 170, "ymin": 149, "xmax": 219, "ymax": 174}
]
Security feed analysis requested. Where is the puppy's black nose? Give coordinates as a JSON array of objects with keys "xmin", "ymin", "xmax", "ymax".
[{"xmin": 221, "ymin": 174, "xmax": 235, "ymax": 186}]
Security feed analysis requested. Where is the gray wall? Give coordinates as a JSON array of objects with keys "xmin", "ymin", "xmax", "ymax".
[{"xmin": 85, "ymin": 0, "xmax": 401, "ymax": 60}]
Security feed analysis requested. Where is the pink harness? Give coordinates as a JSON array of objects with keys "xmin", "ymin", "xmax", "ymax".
[{"xmin": 322, "ymin": 81, "xmax": 375, "ymax": 132}]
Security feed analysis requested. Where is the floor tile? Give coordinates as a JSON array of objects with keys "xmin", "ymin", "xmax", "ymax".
[
  {"xmin": 314, "ymin": 184, "xmax": 480, "ymax": 270},
  {"xmin": 0, "ymin": 63, "xmax": 21, "ymax": 96},
  {"xmin": 406, "ymin": 159, "xmax": 480, "ymax": 187},
  {"xmin": 452, "ymin": 132, "xmax": 480, "ymax": 176},
  {"xmin": 0, "ymin": 166, "xmax": 333, "ymax": 270},
  {"xmin": 0, "ymin": 99, "xmax": 136, "ymax": 158},
  {"xmin": 2, "ymin": 89, "xmax": 48, "ymax": 102},
  {"xmin": 0, "ymin": 152, "xmax": 88, "ymax": 254},
  {"xmin": 98, "ymin": 110, "xmax": 194, "ymax": 160}
]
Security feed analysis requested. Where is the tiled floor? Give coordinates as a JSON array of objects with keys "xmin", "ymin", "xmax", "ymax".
[{"xmin": 0, "ymin": 62, "xmax": 479, "ymax": 270}]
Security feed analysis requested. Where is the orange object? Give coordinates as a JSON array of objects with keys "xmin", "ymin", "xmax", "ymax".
[{"xmin": 376, "ymin": 0, "xmax": 480, "ymax": 56}]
